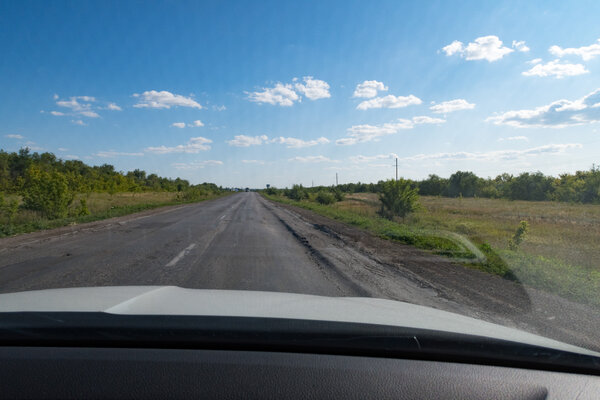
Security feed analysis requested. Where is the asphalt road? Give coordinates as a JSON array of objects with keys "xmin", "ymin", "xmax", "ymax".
[{"xmin": 1, "ymin": 192, "xmax": 599, "ymax": 351}]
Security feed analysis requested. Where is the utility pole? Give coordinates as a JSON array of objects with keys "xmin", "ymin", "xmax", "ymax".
[
  {"xmin": 395, "ymin": 158, "xmax": 398, "ymax": 181},
  {"xmin": 336, "ymin": 173, "xmax": 338, "ymax": 186}
]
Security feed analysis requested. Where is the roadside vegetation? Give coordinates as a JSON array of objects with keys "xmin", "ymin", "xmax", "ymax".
[
  {"xmin": 262, "ymin": 173, "xmax": 600, "ymax": 307},
  {"xmin": 0, "ymin": 149, "xmax": 226, "ymax": 236}
]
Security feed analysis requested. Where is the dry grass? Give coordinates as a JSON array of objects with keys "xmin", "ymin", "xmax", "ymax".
[{"xmin": 341, "ymin": 194, "xmax": 600, "ymax": 271}]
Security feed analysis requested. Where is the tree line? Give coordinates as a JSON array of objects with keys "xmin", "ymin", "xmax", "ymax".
[
  {"xmin": 0, "ymin": 148, "xmax": 223, "ymax": 219},
  {"xmin": 333, "ymin": 167, "xmax": 600, "ymax": 204}
]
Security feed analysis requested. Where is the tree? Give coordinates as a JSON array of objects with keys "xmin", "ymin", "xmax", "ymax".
[
  {"xmin": 378, "ymin": 179, "xmax": 420, "ymax": 220},
  {"xmin": 445, "ymin": 171, "xmax": 481, "ymax": 197},
  {"xmin": 21, "ymin": 166, "xmax": 74, "ymax": 219}
]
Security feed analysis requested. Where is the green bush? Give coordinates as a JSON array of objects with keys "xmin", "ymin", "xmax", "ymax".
[
  {"xmin": 378, "ymin": 179, "xmax": 420, "ymax": 220},
  {"xmin": 76, "ymin": 198, "xmax": 90, "ymax": 216},
  {"xmin": 287, "ymin": 184, "xmax": 308, "ymax": 201},
  {"xmin": 21, "ymin": 166, "xmax": 74, "ymax": 219},
  {"xmin": 333, "ymin": 188, "xmax": 345, "ymax": 202},
  {"xmin": 316, "ymin": 191, "xmax": 336, "ymax": 205}
]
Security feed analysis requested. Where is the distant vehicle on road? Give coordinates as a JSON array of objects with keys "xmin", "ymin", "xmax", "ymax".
[{"xmin": 245, "ymin": 188, "xmax": 249, "ymax": 192}]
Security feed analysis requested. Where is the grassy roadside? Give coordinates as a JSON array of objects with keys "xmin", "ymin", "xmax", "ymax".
[
  {"xmin": 263, "ymin": 193, "xmax": 600, "ymax": 307},
  {"xmin": 0, "ymin": 191, "xmax": 229, "ymax": 237}
]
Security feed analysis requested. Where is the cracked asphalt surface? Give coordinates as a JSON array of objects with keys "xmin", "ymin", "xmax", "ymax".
[{"xmin": 0, "ymin": 192, "xmax": 598, "ymax": 351}]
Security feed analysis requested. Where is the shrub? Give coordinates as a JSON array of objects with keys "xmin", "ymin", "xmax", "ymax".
[
  {"xmin": 316, "ymin": 191, "xmax": 336, "ymax": 205},
  {"xmin": 21, "ymin": 166, "xmax": 74, "ymax": 219},
  {"xmin": 508, "ymin": 220, "xmax": 529, "ymax": 250},
  {"xmin": 333, "ymin": 188, "xmax": 345, "ymax": 202},
  {"xmin": 76, "ymin": 198, "xmax": 90, "ymax": 216},
  {"xmin": 378, "ymin": 179, "xmax": 420, "ymax": 220},
  {"xmin": 287, "ymin": 184, "xmax": 308, "ymax": 201}
]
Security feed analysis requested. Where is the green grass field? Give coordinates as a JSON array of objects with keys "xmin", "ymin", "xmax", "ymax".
[
  {"xmin": 264, "ymin": 192, "xmax": 600, "ymax": 307},
  {"xmin": 0, "ymin": 191, "xmax": 224, "ymax": 237}
]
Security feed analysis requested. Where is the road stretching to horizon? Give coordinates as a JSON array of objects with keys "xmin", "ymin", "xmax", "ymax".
[{"xmin": 0, "ymin": 192, "xmax": 599, "ymax": 351}]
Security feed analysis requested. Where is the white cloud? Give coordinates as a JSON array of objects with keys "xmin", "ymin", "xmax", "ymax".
[
  {"xmin": 498, "ymin": 136, "xmax": 529, "ymax": 142},
  {"xmin": 172, "ymin": 160, "xmax": 223, "ymax": 170},
  {"xmin": 512, "ymin": 40, "xmax": 530, "ymax": 52},
  {"xmin": 353, "ymin": 80, "xmax": 388, "ymax": 98},
  {"xmin": 442, "ymin": 35, "xmax": 514, "ymax": 62},
  {"xmin": 270, "ymin": 136, "xmax": 330, "ymax": 148},
  {"xmin": 190, "ymin": 120, "xmax": 204, "ymax": 127},
  {"xmin": 356, "ymin": 94, "xmax": 422, "ymax": 110},
  {"xmin": 56, "ymin": 96, "xmax": 100, "ymax": 118},
  {"xmin": 145, "ymin": 137, "xmax": 212, "ymax": 153},
  {"xmin": 527, "ymin": 58, "xmax": 543, "ymax": 65},
  {"xmin": 57, "ymin": 147, "xmax": 68, "ymax": 151},
  {"xmin": 549, "ymin": 38, "xmax": 600, "ymax": 61},
  {"xmin": 53, "ymin": 94, "xmax": 59, "ymax": 100},
  {"xmin": 213, "ymin": 105, "xmax": 226, "ymax": 111},
  {"xmin": 95, "ymin": 151, "xmax": 144, "ymax": 158},
  {"xmin": 71, "ymin": 119, "xmax": 87, "ymax": 126},
  {"xmin": 399, "ymin": 143, "xmax": 581, "ymax": 163},
  {"xmin": 133, "ymin": 90, "xmax": 202, "ymax": 109},
  {"xmin": 294, "ymin": 76, "xmax": 331, "ymax": 100},
  {"xmin": 106, "ymin": 103, "xmax": 122, "ymax": 111},
  {"xmin": 430, "ymin": 99, "xmax": 475, "ymax": 114},
  {"xmin": 336, "ymin": 116, "xmax": 445, "ymax": 145},
  {"xmin": 487, "ymin": 88, "xmax": 600, "ymax": 128},
  {"xmin": 246, "ymin": 83, "xmax": 299, "ymax": 106},
  {"xmin": 288, "ymin": 155, "xmax": 337, "ymax": 163},
  {"xmin": 247, "ymin": 77, "xmax": 331, "ymax": 106},
  {"xmin": 349, "ymin": 153, "xmax": 399, "ymax": 163},
  {"xmin": 226, "ymin": 134, "xmax": 269, "ymax": 147},
  {"xmin": 171, "ymin": 122, "xmax": 186, "ymax": 128},
  {"xmin": 4, "ymin": 134, "xmax": 24, "ymax": 139},
  {"xmin": 522, "ymin": 59, "xmax": 588, "ymax": 78},
  {"xmin": 242, "ymin": 159, "xmax": 265, "ymax": 164},
  {"xmin": 79, "ymin": 110, "xmax": 100, "ymax": 118}
]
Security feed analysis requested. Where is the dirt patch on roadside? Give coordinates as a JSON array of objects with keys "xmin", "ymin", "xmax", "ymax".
[{"xmin": 268, "ymin": 198, "xmax": 600, "ymax": 351}]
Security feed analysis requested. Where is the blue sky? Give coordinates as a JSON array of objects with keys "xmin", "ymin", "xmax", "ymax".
[{"xmin": 1, "ymin": 0, "xmax": 600, "ymax": 187}]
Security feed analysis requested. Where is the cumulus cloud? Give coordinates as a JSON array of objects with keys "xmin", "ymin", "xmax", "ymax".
[
  {"xmin": 133, "ymin": 90, "xmax": 202, "ymax": 109},
  {"xmin": 522, "ymin": 59, "xmax": 588, "ymax": 78},
  {"xmin": 95, "ymin": 150, "xmax": 144, "ymax": 158},
  {"xmin": 349, "ymin": 153, "xmax": 399, "ymax": 163},
  {"xmin": 512, "ymin": 40, "xmax": 530, "ymax": 52},
  {"xmin": 430, "ymin": 99, "xmax": 475, "ymax": 113},
  {"xmin": 527, "ymin": 58, "xmax": 543, "ymax": 65},
  {"xmin": 288, "ymin": 155, "xmax": 337, "ymax": 163},
  {"xmin": 172, "ymin": 160, "xmax": 223, "ymax": 170},
  {"xmin": 336, "ymin": 116, "xmax": 445, "ymax": 145},
  {"xmin": 246, "ymin": 77, "xmax": 331, "ymax": 106},
  {"xmin": 145, "ymin": 137, "xmax": 212, "ymax": 153},
  {"xmin": 226, "ymin": 135, "xmax": 269, "ymax": 147},
  {"xmin": 190, "ymin": 120, "xmax": 204, "ymax": 127},
  {"xmin": 51, "ymin": 95, "xmax": 118, "ymax": 119},
  {"xmin": 246, "ymin": 83, "xmax": 299, "ymax": 106},
  {"xmin": 55, "ymin": 96, "xmax": 99, "ymax": 118},
  {"xmin": 71, "ymin": 120, "xmax": 87, "ymax": 126},
  {"xmin": 356, "ymin": 94, "xmax": 422, "ymax": 110},
  {"xmin": 398, "ymin": 143, "xmax": 581, "ymax": 163},
  {"xmin": 442, "ymin": 35, "xmax": 514, "ymax": 62},
  {"xmin": 486, "ymin": 88, "xmax": 600, "ymax": 128},
  {"xmin": 171, "ymin": 122, "xmax": 186, "ymax": 128},
  {"xmin": 498, "ymin": 136, "xmax": 529, "ymax": 141},
  {"xmin": 270, "ymin": 136, "xmax": 329, "ymax": 148},
  {"xmin": 241, "ymin": 159, "xmax": 266, "ymax": 164},
  {"xmin": 549, "ymin": 38, "xmax": 600, "ymax": 61},
  {"xmin": 352, "ymin": 80, "xmax": 388, "ymax": 98},
  {"xmin": 4, "ymin": 134, "xmax": 24, "ymax": 139},
  {"xmin": 294, "ymin": 76, "xmax": 331, "ymax": 100}
]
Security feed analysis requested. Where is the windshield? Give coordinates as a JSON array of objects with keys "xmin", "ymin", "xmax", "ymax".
[{"xmin": 1, "ymin": 0, "xmax": 599, "ymax": 357}]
